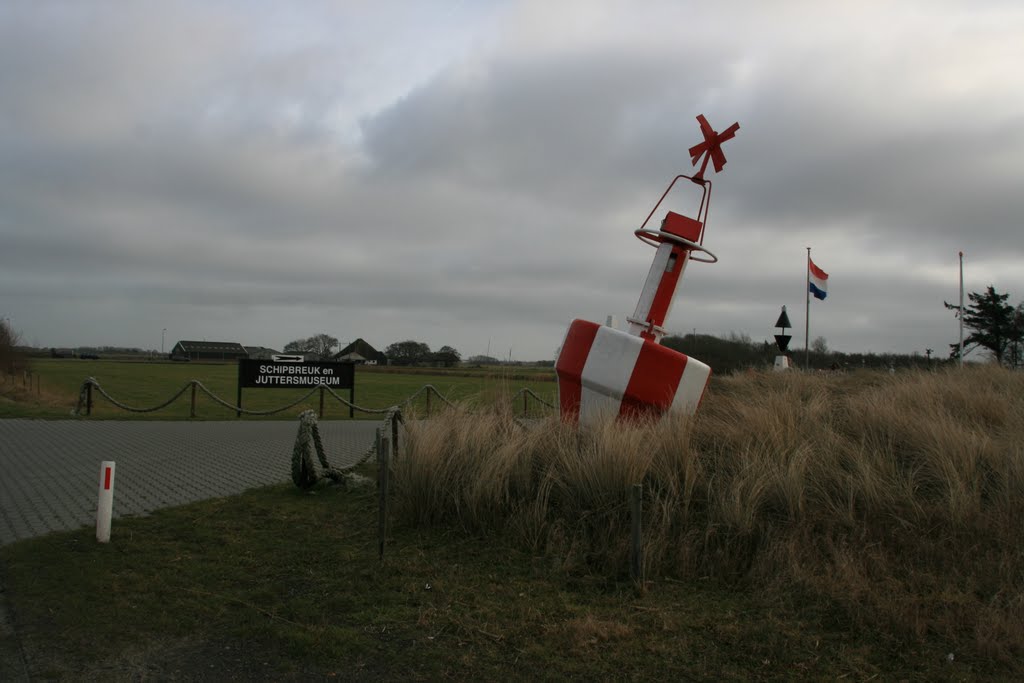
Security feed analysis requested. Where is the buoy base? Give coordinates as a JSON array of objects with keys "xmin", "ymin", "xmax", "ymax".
[{"xmin": 555, "ymin": 319, "xmax": 711, "ymax": 425}]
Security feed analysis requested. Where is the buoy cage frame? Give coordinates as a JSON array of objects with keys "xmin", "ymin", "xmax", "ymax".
[{"xmin": 634, "ymin": 173, "xmax": 718, "ymax": 264}]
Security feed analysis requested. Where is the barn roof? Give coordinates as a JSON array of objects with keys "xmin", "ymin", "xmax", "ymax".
[
  {"xmin": 174, "ymin": 340, "xmax": 248, "ymax": 354},
  {"xmin": 334, "ymin": 338, "xmax": 386, "ymax": 361}
]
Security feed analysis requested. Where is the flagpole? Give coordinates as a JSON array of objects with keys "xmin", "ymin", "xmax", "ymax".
[
  {"xmin": 805, "ymin": 247, "xmax": 811, "ymax": 369},
  {"xmin": 958, "ymin": 250, "xmax": 964, "ymax": 368}
]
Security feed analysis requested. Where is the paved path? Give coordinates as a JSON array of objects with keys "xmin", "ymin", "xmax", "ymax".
[{"xmin": 0, "ymin": 419, "xmax": 383, "ymax": 546}]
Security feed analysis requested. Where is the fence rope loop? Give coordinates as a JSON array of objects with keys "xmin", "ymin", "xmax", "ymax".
[
  {"xmin": 291, "ymin": 406, "xmax": 404, "ymax": 490},
  {"xmin": 511, "ymin": 387, "xmax": 556, "ymax": 409}
]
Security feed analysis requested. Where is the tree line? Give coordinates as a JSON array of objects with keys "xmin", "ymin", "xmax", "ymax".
[
  {"xmin": 1, "ymin": 319, "xmax": 27, "ymax": 375},
  {"xmin": 281, "ymin": 333, "xmax": 463, "ymax": 367}
]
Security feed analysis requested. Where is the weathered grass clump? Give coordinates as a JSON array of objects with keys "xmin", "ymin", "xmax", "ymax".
[{"xmin": 395, "ymin": 366, "xmax": 1024, "ymax": 658}]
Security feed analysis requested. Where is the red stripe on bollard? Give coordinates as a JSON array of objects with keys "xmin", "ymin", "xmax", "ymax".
[{"xmin": 104, "ymin": 467, "xmax": 112, "ymax": 490}]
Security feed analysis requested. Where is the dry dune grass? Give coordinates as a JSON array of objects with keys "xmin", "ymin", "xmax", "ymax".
[{"xmin": 395, "ymin": 366, "xmax": 1024, "ymax": 658}]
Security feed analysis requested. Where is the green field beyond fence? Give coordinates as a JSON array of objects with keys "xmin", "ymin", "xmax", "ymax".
[{"xmin": 1, "ymin": 359, "xmax": 558, "ymax": 420}]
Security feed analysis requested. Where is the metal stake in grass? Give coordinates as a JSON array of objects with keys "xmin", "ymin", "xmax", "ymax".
[{"xmin": 378, "ymin": 431, "xmax": 390, "ymax": 561}]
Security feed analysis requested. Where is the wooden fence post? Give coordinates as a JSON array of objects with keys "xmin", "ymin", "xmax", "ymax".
[
  {"xmin": 190, "ymin": 382, "xmax": 197, "ymax": 418},
  {"xmin": 630, "ymin": 484, "xmax": 643, "ymax": 586},
  {"xmin": 319, "ymin": 385, "xmax": 325, "ymax": 419},
  {"xmin": 425, "ymin": 389, "xmax": 431, "ymax": 417},
  {"xmin": 378, "ymin": 431, "xmax": 390, "ymax": 561},
  {"xmin": 523, "ymin": 391, "xmax": 529, "ymax": 417},
  {"xmin": 86, "ymin": 383, "xmax": 93, "ymax": 416},
  {"xmin": 391, "ymin": 414, "xmax": 400, "ymax": 464}
]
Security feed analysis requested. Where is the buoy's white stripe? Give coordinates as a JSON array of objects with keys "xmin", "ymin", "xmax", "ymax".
[
  {"xmin": 670, "ymin": 358, "xmax": 711, "ymax": 414},
  {"xmin": 581, "ymin": 326, "xmax": 643, "ymax": 396},
  {"xmin": 629, "ymin": 242, "xmax": 674, "ymax": 336},
  {"xmin": 580, "ymin": 385, "xmax": 623, "ymax": 422}
]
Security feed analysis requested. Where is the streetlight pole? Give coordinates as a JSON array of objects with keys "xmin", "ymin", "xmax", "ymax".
[
  {"xmin": 162, "ymin": 328, "xmax": 166, "ymax": 355},
  {"xmin": 958, "ymin": 251, "xmax": 964, "ymax": 369}
]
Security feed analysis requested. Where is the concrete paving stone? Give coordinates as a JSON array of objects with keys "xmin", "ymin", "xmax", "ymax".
[{"xmin": 0, "ymin": 419, "xmax": 383, "ymax": 546}]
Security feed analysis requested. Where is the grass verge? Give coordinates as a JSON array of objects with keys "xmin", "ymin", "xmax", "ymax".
[
  {"xmin": 0, "ymin": 476, "xmax": 988, "ymax": 680},
  {"xmin": 395, "ymin": 366, "xmax": 1024, "ymax": 673}
]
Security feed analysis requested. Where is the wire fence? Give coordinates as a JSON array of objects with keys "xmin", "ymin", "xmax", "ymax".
[{"xmin": 72, "ymin": 377, "xmax": 556, "ymax": 420}]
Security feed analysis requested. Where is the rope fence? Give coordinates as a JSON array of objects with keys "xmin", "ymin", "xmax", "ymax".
[
  {"xmin": 291, "ymin": 408, "xmax": 404, "ymax": 490},
  {"xmin": 72, "ymin": 377, "xmax": 554, "ymax": 419}
]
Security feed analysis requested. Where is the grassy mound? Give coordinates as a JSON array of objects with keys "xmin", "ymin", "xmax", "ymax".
[{"xmin": 397, "ymin": 366, "xmax": 1024, "ymax": 660}]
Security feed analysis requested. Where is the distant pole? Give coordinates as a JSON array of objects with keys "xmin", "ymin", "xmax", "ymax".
[
  {"xmin": 958, "ymin": 251, "xmax": 964, "ymax": 368},
  {"xmin": 805, "ymin": 247, "xmax": 811, "ymax": 369},
  {"xmin": 161, "ymin": 328, "xmax": 166, "ymax": 355}
]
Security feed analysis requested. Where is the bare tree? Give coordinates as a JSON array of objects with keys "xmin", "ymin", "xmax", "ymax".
[
  {"xmin": 0, "ymin": 319, "xmax": 25, "ymax": 376},
  {"xmin": 282, "ymin": 333, "xmax": 340, "ymax": 360}
]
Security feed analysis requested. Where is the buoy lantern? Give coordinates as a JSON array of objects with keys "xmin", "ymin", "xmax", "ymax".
[{"xmin": 556, "ymin": 115, "xmax": 739, "ymax": 425}]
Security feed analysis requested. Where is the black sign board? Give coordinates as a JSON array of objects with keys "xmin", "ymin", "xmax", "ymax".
[
  {"xmin": 236, "ymin": 359, "xmax": 355, "ymax": 417},
  {"xmin": 238, "ymin": 359, "xmax": 354, "ymax": 389}
]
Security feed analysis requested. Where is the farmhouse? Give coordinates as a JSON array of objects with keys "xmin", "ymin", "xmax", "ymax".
[
  {"xmin": 333, "ymin": 338, "xmax": 387, "ymax": 365},
  {"xmin": 244, "ymin": 346, "xmax": 280, "ymax": 360},
  {"xmin": 171, "ymin": 340, "xmax": 248, "ymax": 362}
]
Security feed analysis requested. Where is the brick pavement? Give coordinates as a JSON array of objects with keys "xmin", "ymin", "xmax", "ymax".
[{"xmin": 0, "ymin": 419, "xmax": 382, "ymax": 546}]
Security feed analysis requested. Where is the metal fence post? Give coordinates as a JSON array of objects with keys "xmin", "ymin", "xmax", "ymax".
[
  {"xmin": 190, "ymin": 381, "xmax": 197, "ymax": 418},
  {"xmin": 86, "ymin": 382, "xmax": 93, "ymax": 416},
  {"xmin": 425, "ymin": 389, "xmax": 431, "ymax": 417},
  {"xmin": 319, "ymin": 385, "xmax": 325, "ymax": 419}
]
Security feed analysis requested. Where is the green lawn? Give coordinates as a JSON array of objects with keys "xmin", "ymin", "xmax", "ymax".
[{"xmin": 1, "ymin": 359, "xmax": 558, "ymax": 420}]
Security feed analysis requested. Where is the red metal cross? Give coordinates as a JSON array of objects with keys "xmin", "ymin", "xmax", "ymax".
[{"xmin": 688, "ymin": 115, "xmax": 740, "ymax": 181}]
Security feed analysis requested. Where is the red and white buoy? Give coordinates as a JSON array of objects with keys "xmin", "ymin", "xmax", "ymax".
[{"xmin": 555, "ymin": 115, "xmax": 739, "ymax": 425}]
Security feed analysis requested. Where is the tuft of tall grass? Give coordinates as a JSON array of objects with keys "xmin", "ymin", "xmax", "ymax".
[{"xmin": 393, "ymin": 366, "xmax": 1024, "ymax": 658}]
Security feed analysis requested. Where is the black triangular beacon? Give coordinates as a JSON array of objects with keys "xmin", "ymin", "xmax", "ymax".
[
  {"xmin": 775, "ymin": 334, "xmax": 792, "ymax": 353},
  {"xmin": 775, "ymin": 306, "xmax": 791, "ymax": 330}
]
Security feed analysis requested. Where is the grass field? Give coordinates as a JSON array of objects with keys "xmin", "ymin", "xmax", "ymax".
[
  {"xmin": 0, "ymin": 358, "xmax": 558, "ymax": 420},
  {"xmin": 2, "ymin": 365, "xmax": 1021, "ymax": 679}
]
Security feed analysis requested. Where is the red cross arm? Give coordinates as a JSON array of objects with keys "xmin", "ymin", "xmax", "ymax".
[{"xmin": 687, "ymin": 115, "xmax": 740, "ymax": 180}]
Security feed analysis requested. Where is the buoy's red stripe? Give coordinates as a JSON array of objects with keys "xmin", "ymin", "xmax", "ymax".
[
  {"xmin": 555, "ymin": 320, "xmax": 601, "ymax": 422},
  {"xmin": 620, "ymin": 342, "xmax": 687, "ymax": 419}
]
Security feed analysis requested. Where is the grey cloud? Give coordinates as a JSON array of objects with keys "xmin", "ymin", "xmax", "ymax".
[{"xmin": 1, "ymin": 1, "xmax": 1022, "ymax": 361}]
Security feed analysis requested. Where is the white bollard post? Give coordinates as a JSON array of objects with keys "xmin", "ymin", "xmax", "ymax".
[{"xmin": 96, "ymin": 461, "xmax": 116, "ymax": 543}]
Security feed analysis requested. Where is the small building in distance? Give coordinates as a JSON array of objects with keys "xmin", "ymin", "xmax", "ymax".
[
  {"xmin": 171, "ymin": 340, "xmax": 248, "ymax": 362},
  {"xmin": 244, "ymin": 346, "xmax": 280, "ymax": 360},
  {"xmin": 333, "ymin": 338, "xmax": 387, "ymax": 365}
]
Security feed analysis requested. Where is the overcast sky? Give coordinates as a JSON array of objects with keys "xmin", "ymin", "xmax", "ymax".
[{"xmin": 2, "ymin": 1, "xmax": 1022, "ymax": 361}]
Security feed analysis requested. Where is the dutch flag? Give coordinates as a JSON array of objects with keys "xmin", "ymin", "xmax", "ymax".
[{"xmin": 809, "ymin": 258, "xmax": 829, "ymax": 300}]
